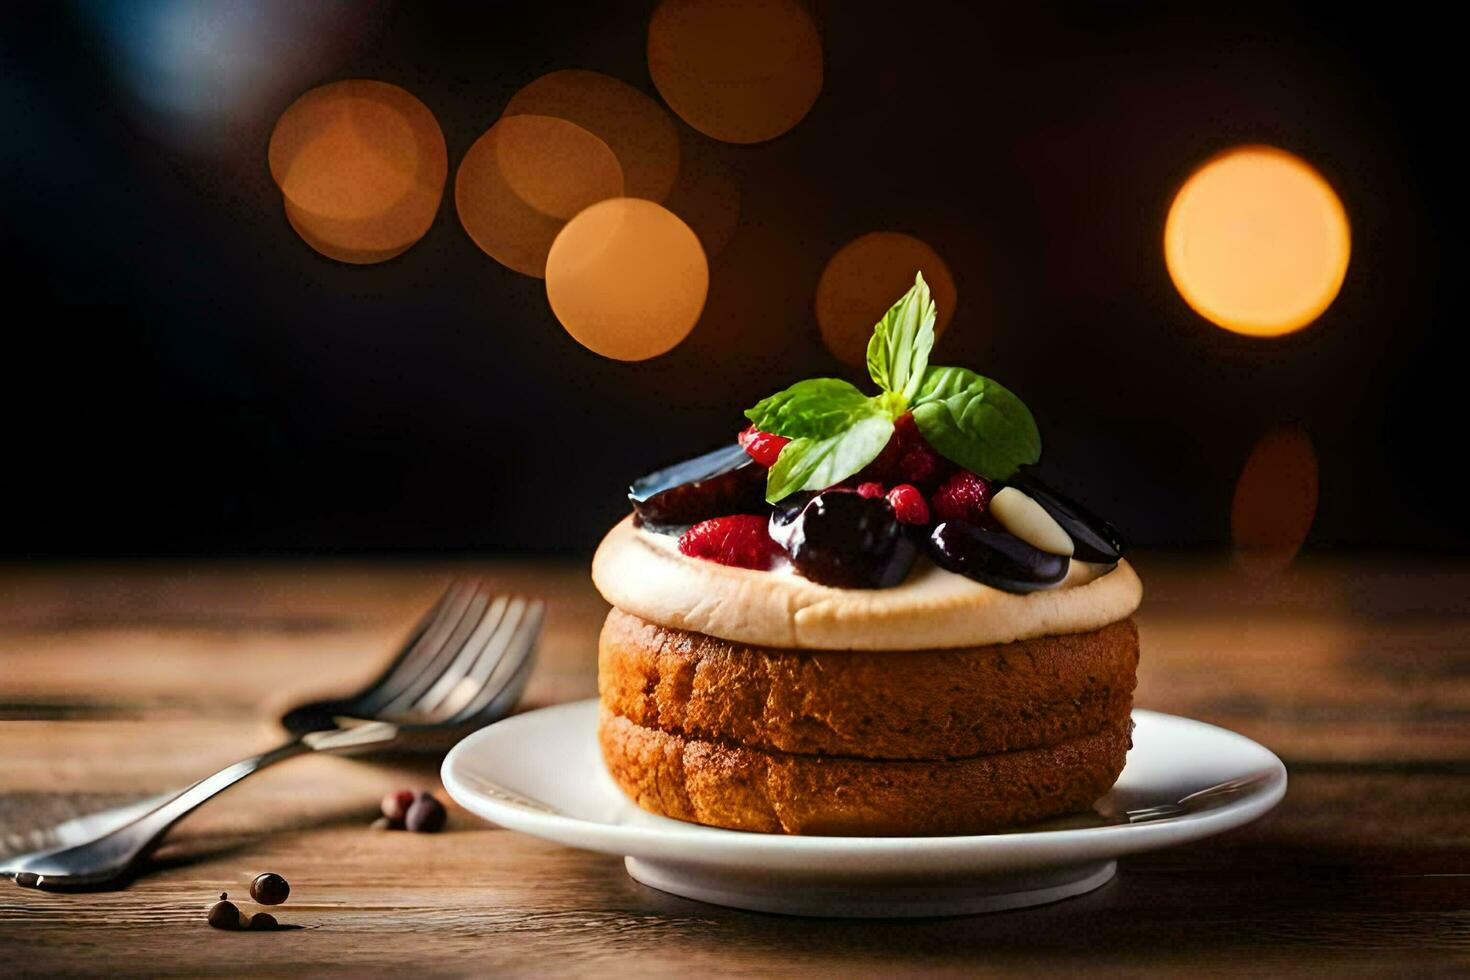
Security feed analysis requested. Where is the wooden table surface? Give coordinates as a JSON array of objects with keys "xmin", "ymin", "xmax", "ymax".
[{"xmin": 1, "ymin": 557, "xmax": 1466, "ymax": 976}]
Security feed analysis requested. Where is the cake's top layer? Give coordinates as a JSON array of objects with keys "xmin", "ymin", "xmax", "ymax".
[{"xmin": 592, "ymin": 515, "xmax": 1142, "ymax": 650}]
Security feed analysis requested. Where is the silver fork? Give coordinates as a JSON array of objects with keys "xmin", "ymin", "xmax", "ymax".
[{"xmin": 2, "ymin": 580, "xmax": 544, "ymax": 891}]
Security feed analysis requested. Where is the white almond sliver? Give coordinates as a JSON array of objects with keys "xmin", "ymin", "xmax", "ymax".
[{"xmin": 991, "ymin": 487, "xmax": 1074, "ymax": 557}]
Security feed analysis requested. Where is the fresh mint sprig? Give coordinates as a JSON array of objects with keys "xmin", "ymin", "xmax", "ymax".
[
  {"xmin": 866, "ymin": 270, "xmax": 937, "ymax": 401},
  {"xmin": 745, "ymin": 272, "xmax": 1041, "ymax": 503}
]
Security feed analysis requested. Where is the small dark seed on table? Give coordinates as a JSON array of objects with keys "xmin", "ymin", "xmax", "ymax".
[
  {"xmin": 207, "ymin": 900, "xmax": 241, "ymax": 930},
  {"xmin": 250, "ymin": 872, "xmax": 290, "ymax": 906},
  {"xmin": 405, "ymin": 792, "xmax": 447, "ymax": 833},
  {"xmin": 248, "ymin": 912, "xmax": 278, "ymax": 931}
]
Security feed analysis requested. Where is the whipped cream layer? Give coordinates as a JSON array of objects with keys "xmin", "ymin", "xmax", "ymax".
[{"xmin": 591, "ymin": 515, "xmax": 1142, "ymax": 650}]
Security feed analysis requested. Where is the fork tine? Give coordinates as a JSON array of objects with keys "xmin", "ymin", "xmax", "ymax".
[
  {"xmin": 359, "ymin": 579, "xmax": 482, "ymax": 713},
  {"xmin": 450, "ymin": 598, "xmax": 544, "ymax": 723},
  {"xmin": 346, "ymin": 579, "xmax": 459, "ymax": 697},
  {"xmin": 378, "ymin": 583, "xmax": 495, "ymax": 715},
  {"xmin": 410, "ymin": 594, "xmax": 511, "ymax": 718},
  {"xmin": 426, "ymin": 596, "xmax": 529, "ymax": 719},
  {"xmin": 1, "ymin": 585, "xmax": 544, "ymax": 889},
  {"xmin": 454, "ymin": 627, "xmax": 539, "ymax": 725}
]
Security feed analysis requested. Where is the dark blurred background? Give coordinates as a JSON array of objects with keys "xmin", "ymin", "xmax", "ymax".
[{"xmin": 1, "ymin": 1, "xmax": 1458, "ymax": 558}]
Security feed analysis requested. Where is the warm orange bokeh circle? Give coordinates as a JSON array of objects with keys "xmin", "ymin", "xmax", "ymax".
[
  {"xmin": 647, "ymin": 0, "xmax": 823, "ymax": 144},
  {"xmin": 1232, "ymin": 425, "xmax": 1319, "ymax": 576},
  {"xmin": 1165, "ymin": 146, "xmax": 1349, "ymax": 337},
  {"xmin": 545, "ymin": 198, "xmax": 709, "ymax": 361},
  {"xmin": 456, "ymin": 115, "xmax": 624, "ymax": 278},
  {"xmin": 815, "ymin": 233, "xmax": 957, "ymax": 367},
  {"xmin": 504, "ymin": 70, "xmax": 680, "ymax": 203},
  {"xmin": 269, "ymin": 79, "xmax": 446, "ymax": 263}
]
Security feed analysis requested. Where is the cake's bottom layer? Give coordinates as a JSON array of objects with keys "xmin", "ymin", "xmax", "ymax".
[{"xmin": 598, "ymin": 707, "xmax": 1133, "ymax": 836}]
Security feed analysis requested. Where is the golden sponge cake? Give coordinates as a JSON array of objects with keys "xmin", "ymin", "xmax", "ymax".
[
  {"xmin": 600, "ymin": 609, "xmax": 1138, "ymax": 760},
  {"xmin": 593, "ymin": 519, "xmax": 1143, "ymax": 836},
  {"xmin": 599, "ymin": 706, "xmax": 1132, "ymax": 836}
]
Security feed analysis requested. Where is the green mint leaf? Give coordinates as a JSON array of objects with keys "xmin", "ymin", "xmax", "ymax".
[
  {"xmin": 865, "ymin": 272, "xmax": 936, "ymax": 401},
  {"xmin": 744, "ymin": 276, "xmax": 1040, "ymax": 502},
  {"xmin": 764, "ymin": 413, "xmax": 894, "ymax": 503},
  {"xmin": 745, "ymin": 378, "xmax": 874, "ymax": 440},
  {"xmin": 910, "ymin": 366, "xmax": 1041, "ymax": 480}
]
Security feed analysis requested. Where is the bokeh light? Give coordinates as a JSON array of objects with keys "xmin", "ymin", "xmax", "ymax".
[
  {"xmin": 283, "ymin": 198, "xmax": 413, "ymax": 265},
  {"xmin": 661, "ymin": 129, "xmax": 741, "ymax": 258},
  {"xmin": 1165, "ymin": 146, "xmax": 1350, "ymax": 337},
  {"xmin": 495, "ymin": 115, "xmax": 624, "ymax": 220},
  {"xmin": 269, "ymin": 80, "xmax": 446, "ymax": 262},
  {"xmin": 815, "ymin": 233, "xmax": 957, "ymax": 367},
  {"xmin": 456, "ymin": 115, "xmax": 624, "ymax": 278},
  {"xmin": 1232, "ymin": 425, "xmax": 1319, "ymax": 577},
  {"xmin": 545, "ymin": 198, "xmax": 709, "ymax": 361},
  {"xmin": 647, "ymin": 0, "xmax": 823, "ymax": 144},
  {"xmin": 77, "ymin": 0, "xmax": 382, "ymax": 154},
  {"xmin": 504, "ymin": 70, "xmax": 679, "ymax": 202}
]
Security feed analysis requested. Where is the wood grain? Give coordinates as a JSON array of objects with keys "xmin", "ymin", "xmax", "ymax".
[{"xmin": 1, "ymin": 556, "xmax": 1467, "ymax": 976}]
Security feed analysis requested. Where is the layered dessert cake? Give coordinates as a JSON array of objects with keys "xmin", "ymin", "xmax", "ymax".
[{"xmin": 593, "ymin": 274, "xmax": 1142, "ymax": 836}]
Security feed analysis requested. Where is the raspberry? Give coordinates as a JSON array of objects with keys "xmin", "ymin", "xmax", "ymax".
[
  {"xmin": 858, "ymin": 416, "xmax": 913, "ymax": 481},
  {"xmin": 898, "ymin": 446, "xmax": 939, "ymax": 485},
  {"xmin": 856, "ymin": 482, "xmax": 886, "ymax": 499},
  {"xmin": 931, "ymin": 471, "xmax": 993, "ymax": 524},
  {"xmin": 737, "ymin": 426, "xmax": 789, "ymax": 468},
  {"xmin": 678, "ymin": 514, "xmax": 783, "ymax": 569},
  {"xmin": 856, "ymin": 433, "xmax": 904, "ymax": 483},
  {"xmin": 893, "ymin": 412, "xmax": 922, "ymax": 447},
  {"xmin": 860, "ymin": 413, "xmax": 941, "ymax": 485},
  {"xmin": 887, "ymin": 484, "xmax": 930, "ymax": 525}
]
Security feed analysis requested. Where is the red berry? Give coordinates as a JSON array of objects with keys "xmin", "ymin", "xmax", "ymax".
[
  {"xmin": 855, "ymin": 435, "xmax": 903, "ymax": 483},
  {"xmin": 856, "ymin": 482, "xmax": 886, "ymax": 499},
  {"xmin": 931, "ymin": 471, "xmax": 993, "ymax": 524},
  {"xmin": 887, "ymin": 484, "xmax": 931, "ymax": 525},
  {"xmin": 898, "ymin": 446, "xmax": 939, "ymax": 485},
  {"xmin": 893, "ymin": 412, "xmax": 922, "ymax": 447},
  {"xmin": 737, "ymin": 426, "xmax": 789, "ymax": 468},
  {"xmin": 678, "ymin": 515, "xmax": 783, "ymax": 569},
  {"xmin": 861, "ymin": 413, "xmax": 940, "ymax": 485}
]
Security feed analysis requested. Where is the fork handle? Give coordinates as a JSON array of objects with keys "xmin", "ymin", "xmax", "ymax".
[{"xmin": 7, "ymin": 723, "xmax": 398, "ymax": 890}]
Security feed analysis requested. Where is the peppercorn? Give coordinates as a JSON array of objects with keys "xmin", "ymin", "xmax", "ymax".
[
  {"xmin": 381, "ymin": 789, "xmax": 416, "ymax": 826},
  {"xmin": 405, "ymin": 792, "xmax": 447, "ymax": 833},
  {"xmin": 248, "ymin": 912, "xmax": 278, "ymax": 931},
  {"xmin": 207, "ymin": 892, "xmax": 242, "ymax": 930},
  {"xmin": 250, "ymin": 872, "xmax": 290, "ymax": 906}
]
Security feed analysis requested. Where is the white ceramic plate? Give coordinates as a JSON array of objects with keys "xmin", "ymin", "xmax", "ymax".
[{"xmin": 442, "ymin": 700, "xmax": 1286, "ymax": 917}]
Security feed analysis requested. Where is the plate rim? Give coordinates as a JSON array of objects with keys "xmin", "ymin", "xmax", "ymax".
[{"xmin": 442, "ymin": 698, "xmax": 1287, "ymax": 867}]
